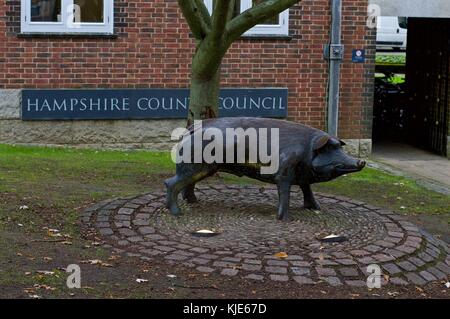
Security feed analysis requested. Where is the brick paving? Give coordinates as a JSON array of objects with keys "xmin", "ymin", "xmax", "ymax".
[{"xmin": 81, "ymin": 185, "xmax": 450, "ymax": 287}]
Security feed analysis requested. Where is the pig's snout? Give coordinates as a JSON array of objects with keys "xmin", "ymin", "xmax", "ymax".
[
  {"xmin": 356, "ymin": 160, "xmax": 366, "ymax": 169},
  {"xmin": 335, "ymin": 158, "xmax": 365, "ymax": 174}
]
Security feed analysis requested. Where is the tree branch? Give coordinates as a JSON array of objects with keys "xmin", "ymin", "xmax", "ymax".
[
  {"xmin": 226, "ymin": 0, "xmax": 300, "ymax": 42},
  {"xmin": 194, "ymin": 0, "xmax": 213, "ymax": 27},
  {"xmin": 178, "ymin": 0, "xmax": 212, "ymax": 40},
  {"xmin": 227, "ymin": 0, "xmax": 237, "ymax": 22},
  {"xmin": 211, "ymin": 0, "xmax": 234, "ymax": 40}
]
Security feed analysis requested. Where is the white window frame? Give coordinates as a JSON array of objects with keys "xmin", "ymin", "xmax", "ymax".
[
  {"xmin": 21, "ymin": 0, "xmax": 114, "ymax": 34},
  {"xmin": 204, "ymin": 0, "xmax": 289, "ymax": 36}
]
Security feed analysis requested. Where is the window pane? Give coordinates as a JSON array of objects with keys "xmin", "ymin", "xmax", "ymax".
[
  {"xmin": 74, "ymin": 0, "xmax": 104, "ymax": 23},
  {"xmin": 31, "ymin": 0, "xmax": 62, "ymax": 22},
  {"xmin": 252, "ymin": 0, "xmax": 279, "ymax": 25}
]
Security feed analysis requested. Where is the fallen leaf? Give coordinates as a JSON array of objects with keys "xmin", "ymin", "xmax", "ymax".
[
  {"xmin": 136, "ymin": 279, "xmax": 148, "ymax": 283},
  {"xmin": 47, "ymin": 229, "xmax": 63, "ymax": 238},
  {"xmin": 81, "ymin": 259, "xmax": 112, "ymax": 267},
  {"xmin": 36, "ymin": 271, "xmax": 55, "ymax": 276},
  {"xmin": 445, "ymin": 282, "xmax": 450, "ymax": 289},
  {"xmin": 34, "ymin": 284, "xmax": 56, "ymax": 291},
  {"xmin": 274, "ymin": 252, "xmax": 288, "ymax": 259},
  {"xmin": 108, "ymin": 255, "xmax": 120, "ymax": 261},
  {"xmin": 387, "ymin": 291, "xmax": 399, "ymax": 297},
  {"xmin": 24, "ymin": 288, "xmax": 36, "ymax": 294},
  {"xmin": 167, "ymin": 274, "xmax": 177, "ymax": 279},
  {"xmin": 82, "ymin": 259, "xmax": 102, "ymax": 265}
]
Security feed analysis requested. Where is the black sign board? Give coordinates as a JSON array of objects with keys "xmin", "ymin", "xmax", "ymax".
[{"xmin": 21, "ymin": 88, "xmax": 288, "ymax": 120}]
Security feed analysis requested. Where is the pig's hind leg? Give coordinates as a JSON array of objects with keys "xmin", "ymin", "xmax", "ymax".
[
  {"xmin": 165, "ymin": 175, "xmax": 183, "ymax": 216},
  {"xmin": 301, "ymin": 184, "xmax": 321, "ymax": 210},
  {"xmin": 182, "ymin": 184, "xmax": 198, "ymax": 203},
  {"xmin": 165, "ymin": 164, "xmax": 217, "ymax": 215}
]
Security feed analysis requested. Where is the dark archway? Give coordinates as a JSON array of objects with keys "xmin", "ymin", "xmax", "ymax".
[
  {"xmin": 373, "ymin": 17, "xmax": 450, "ymax": 159},
  {"xmin": 406, "ymin": 18, "xmax": 450, "ymax": 157}
]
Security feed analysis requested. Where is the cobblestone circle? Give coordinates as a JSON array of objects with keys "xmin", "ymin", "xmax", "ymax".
[{"xmin": 81, "ymin": 185, "xmax": 450, "ymax": 286}]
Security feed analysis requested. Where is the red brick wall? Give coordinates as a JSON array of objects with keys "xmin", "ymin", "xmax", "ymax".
[
  {"xmin": 0, "ymin": 0, "xmax": 375, "ymax": 139},
  {"xmin": 340, "ymin": 1, "xmax": 376, "ymax": 139}
]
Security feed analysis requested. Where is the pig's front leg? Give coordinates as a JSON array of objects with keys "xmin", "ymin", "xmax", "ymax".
[
  {"xmin": 277, "ymin": 180, "xmax": 292, "ymax": 221},
  {"xmin": 301, "ymin": 184, "xmax": 321, "ymax": 210}
]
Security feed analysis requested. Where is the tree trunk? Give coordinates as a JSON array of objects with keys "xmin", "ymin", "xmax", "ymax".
[{"xmin": 187, "ymin": 50, "xmax": 221, "ymax": 126}]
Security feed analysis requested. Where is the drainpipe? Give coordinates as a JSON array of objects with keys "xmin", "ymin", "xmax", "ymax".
[{"xmin": 326, "ymin": 0, "xmax": 344, "ymax": 137}]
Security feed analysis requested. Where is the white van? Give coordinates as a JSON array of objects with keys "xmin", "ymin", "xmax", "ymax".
[{"xmin": 376, "ymin": 17, "xmax": 408, "ymax": 51}]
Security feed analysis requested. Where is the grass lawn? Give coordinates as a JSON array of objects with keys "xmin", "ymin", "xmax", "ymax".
[
  {"xmin": 0, "ymin": 144, "xmax": 449, "ymax": 298},
  {"xmin": 375, "ymin": 73, "xmax": 405, "ymax": 85},
  {"xmin": 376, "ymin": 53, "xmax": 406, "ymax": 66}
]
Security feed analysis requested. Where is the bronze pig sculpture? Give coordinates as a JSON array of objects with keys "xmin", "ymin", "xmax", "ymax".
[{"xmin": 165, "ymin": 117, "xmax": 365, "ymax": 220}]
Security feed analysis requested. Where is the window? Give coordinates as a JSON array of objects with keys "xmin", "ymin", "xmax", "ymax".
[
  {"xmin": 204, "ymin": 0, "xmax": 289, "ymax": 36},
  {"xmin": 21, "ymin": 0, "xmax": 114, "ymax": 34}
]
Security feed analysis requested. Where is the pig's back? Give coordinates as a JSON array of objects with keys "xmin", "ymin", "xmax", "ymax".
[{"xmin": 199, "ymin": 117, "xmax": 324, "ymax": 150}]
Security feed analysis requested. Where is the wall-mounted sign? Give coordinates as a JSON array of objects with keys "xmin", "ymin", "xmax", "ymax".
[
  {"xmin": 22, "ymin": 88, "xmax": 288, "ymax": 120},
  {"xmin": 352, "ymin": 49, "xmax": 366, "ymax": 63}
]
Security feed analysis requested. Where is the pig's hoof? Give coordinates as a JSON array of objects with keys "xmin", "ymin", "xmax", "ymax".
[
  {"xmin": 168, "ymin": 205, "xmax": 182, "ymax": 216},
  {"xmin": 182, "ymin": 193, "xmax": 198, "ymax": 204},
  {"xmin": 277, "ymin": 214, "xmax": 291, "ymax": 222},
  {"xmin": 185, "ymin": 197, "xmax": 198, "ymax": 204},
  {"xmin": 303, "ymin": 202, "xmax": 321, "ymax": 210}
]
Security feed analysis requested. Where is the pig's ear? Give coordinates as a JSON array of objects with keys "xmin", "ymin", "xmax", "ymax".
[
  {"xmin": 339, "ymin": 140, "xmax": 346, "ymax": 146},
  {"xmin": 313, "ymin": 135, "xmax": 330, "ymax": 151}
]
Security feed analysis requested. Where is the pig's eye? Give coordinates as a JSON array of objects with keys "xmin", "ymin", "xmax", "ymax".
[{"xmin": 327, "ymin": 140, "xmax": 342, "ymax": 149}]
